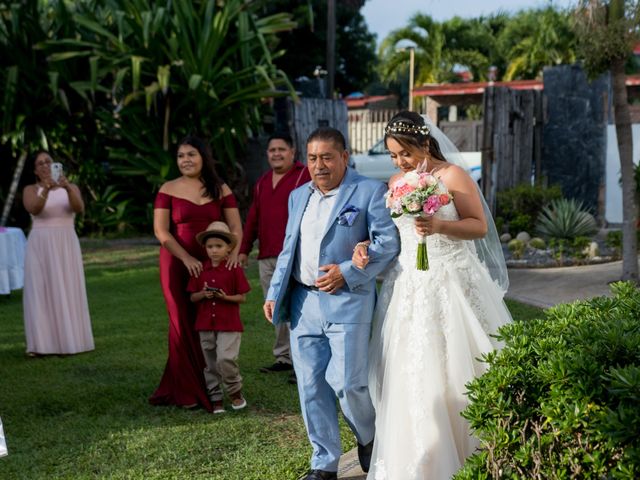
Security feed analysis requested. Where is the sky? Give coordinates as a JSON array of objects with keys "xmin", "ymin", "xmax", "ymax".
[{"xmin": 361, "ymin": 0, "xmax": 576, "ymax": 44}]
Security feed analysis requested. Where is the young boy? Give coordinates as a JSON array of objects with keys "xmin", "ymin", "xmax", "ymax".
[{"xmin": 188, "ymin": 221, "xmax": 251, "ymax": 414}]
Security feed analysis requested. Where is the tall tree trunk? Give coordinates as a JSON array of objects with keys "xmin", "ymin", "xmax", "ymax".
[
  {"xmin": 0, "ymin": 150, "xmax": 28, "ymax": 227},
  {"xmin": 611, "ymin": 57, "xmax": 638, "ymax": 282}
]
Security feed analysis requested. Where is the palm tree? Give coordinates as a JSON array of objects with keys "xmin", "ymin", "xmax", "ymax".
[
  {"xmin": 500, "ymin": 7, "xmax": 577, "ymax": 80},
  {"xmin": 573, "ymin": 0, "xmax": 639, "ymax": 282},
  {"xmin": 378, "ymin": 13, "xmax": 510, "ymax": 89}
]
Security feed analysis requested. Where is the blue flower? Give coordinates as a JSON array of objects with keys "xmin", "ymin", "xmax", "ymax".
[{"xmin": 337, "ymin": 204, "xmax": 360, "ymax": 226}]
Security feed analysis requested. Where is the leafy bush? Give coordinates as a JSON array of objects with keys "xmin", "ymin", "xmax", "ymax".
[
  {"xmin": 507, "ymin": 239, "xmax": 525, "ymax": 259},
  {"xmin": 497, "ymin": 184, "xmax": 563, "ymax": 233},
  {"xmin": 536, "ymin": 198, "xmax": 598, "ymax": 240},
  {"xmin": 571, "ymin": 235, "xmax": 592, "ymax": 261},
  {"xmin": 528, "ymin": 237, "xmax": 546, "ymax": 250},
  {"xmin": 456, "ymin": 282, "xmax": 640, "ymax": 480},
  {"xmin": 508, "ymin": 214, "xmax": 532, "ymax": 235}
]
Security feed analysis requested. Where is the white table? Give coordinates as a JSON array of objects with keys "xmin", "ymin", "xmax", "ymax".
[{"xmin": 0, "ymin": 227, "xmax": 26, "ymax": 294}]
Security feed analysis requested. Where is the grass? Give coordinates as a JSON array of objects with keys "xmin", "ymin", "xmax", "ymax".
[{"xmin": 0, "ymin": 242, "xmax": 543, "ymax": 479}]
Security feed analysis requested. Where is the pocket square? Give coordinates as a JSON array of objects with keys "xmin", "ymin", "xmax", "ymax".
[{"xmin": 337, "ymin": 204, "xmax": 360, "ymax": 226}]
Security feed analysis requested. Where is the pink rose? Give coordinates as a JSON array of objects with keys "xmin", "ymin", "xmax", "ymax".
[
  {"xmin": 393, "ymin": 183, "xmax": 415, "ymax": 199},
  {"xmin": 439, "ymin": 193, "xmax": 451, "ymax": 205},
  {"xmin": 423, "ymin": 195, "xmax": 442, "ymax": 216}
]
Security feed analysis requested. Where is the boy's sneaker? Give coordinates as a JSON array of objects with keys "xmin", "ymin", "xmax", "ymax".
[
  {"xmin": 212, "ymin": 401, "xmax": 226, "ymax": 414},
  {"xmin": 230, "ymin": 392, "xmax": 247, "ymax": 410}
]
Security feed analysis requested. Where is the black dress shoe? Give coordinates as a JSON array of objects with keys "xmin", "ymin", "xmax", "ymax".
[
  {"xmin": 301, "ymin": 469, "xmax": 337, "ymax": 480},
  {"xmin": 357, "ymin": 439, "xmax": 374, "ymax": 473},
  {"xmin": 259, "ymin": 361, "xmax": 293, "ymax": 373}
]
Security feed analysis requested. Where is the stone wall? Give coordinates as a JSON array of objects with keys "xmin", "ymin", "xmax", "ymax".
[{"xmin": 542, "ymin": 64, "xmax": 609, "ymax": 217}]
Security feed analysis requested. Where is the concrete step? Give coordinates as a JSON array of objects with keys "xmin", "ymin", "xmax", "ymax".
[{"xmin": 338, "ymin": 448, "xmax": 366, "ymax": 479}]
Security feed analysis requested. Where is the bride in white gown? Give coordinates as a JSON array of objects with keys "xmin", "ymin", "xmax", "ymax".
[{"xmin": 354, "ymin": 112, "xmax": 512, "ymax": 479}]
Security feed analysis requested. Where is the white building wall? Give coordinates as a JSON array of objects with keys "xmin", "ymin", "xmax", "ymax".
[{"xmin": 606, "ymin": 124, "xmax": 640, "ymax": 224}]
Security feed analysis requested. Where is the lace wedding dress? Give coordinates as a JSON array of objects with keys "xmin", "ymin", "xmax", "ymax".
[{"xmin": 367, "ymin": 197, "xmax": 512, "ymax": 480}]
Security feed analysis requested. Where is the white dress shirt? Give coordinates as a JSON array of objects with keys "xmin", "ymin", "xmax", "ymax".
[{"xmin": 293, "ymin": 184, "xmax": 340, "ymax": 286}]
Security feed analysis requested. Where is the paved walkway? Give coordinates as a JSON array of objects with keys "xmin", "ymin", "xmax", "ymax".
[
  {"xmin": 337, "ymin": 259, "xmax": 632, "ymax": 479},
  {"xmin": 505, "ymin": 260, "xmax": 625, "ymax": 308}
]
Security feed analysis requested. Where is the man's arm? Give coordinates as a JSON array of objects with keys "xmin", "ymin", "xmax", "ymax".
[
  {"xmin": 340, "ymin": 182, "xmax": 400, "ymax": 289},
  {"xmin": 264, "ymin": 191, "xmax": 298, "ymax": 320}
]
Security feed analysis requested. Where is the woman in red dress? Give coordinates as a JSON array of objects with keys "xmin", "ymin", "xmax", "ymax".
[{"xmin": 150, "ymin": 136, "xmax": 242, "ymax": 411}]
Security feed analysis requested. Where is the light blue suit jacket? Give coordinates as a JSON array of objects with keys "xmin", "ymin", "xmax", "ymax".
[{"xmin": 267, "ymin": 167, "xmax": 400, "ymax": 325}]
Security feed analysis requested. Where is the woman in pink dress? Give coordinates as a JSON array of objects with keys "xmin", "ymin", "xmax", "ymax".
[
  {"xmin": 22, "ymin": 151, "xmax": 94, "ymax": 356},
  {"xmin": 150, "ymin": 136, "xmax": 243, "ymax": 411}
]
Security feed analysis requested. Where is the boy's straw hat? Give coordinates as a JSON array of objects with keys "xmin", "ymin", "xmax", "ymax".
[{"xmin": 195, "ymin": 221, "xmax": 237, "ymax": 249}]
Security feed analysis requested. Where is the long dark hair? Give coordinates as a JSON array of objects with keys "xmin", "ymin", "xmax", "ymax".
[
  {"xmin": 384, "ymin": 111, "xmax": 447, "ymax": 163},
  {"xmin": 30, "ymin": 149, "xmax": 53, "ymax": 182},
  {"xmin": 178, "ymin": 136, "xmax": 223, "ymax": 199}
]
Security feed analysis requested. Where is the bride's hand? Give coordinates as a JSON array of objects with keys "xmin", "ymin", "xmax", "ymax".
[
  {"xmin": 352, "ymin": 241, "xmax": 370, "ymax": 269},
  {"xmin": 415, "ymin": 215, "xmax": 440, "ymax": 236}
]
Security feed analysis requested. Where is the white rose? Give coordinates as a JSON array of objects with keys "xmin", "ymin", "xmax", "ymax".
[
  {"xmin": 404, "ymin": 171, "xmax": 420, "ymax": 188},
  {"xmin": 424, "ymin": 174, "xmax": 438, "ymax": 187}
]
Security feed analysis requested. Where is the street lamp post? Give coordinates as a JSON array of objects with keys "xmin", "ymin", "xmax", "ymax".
[{"xmin": 408, "ymin": 46, "xmax": 415, "ymax": 111}]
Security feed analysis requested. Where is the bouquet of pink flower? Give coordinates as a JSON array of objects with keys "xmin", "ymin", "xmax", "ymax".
[{"xmin": 385, "ymin": 169, "xmax": 452, "ymax": 270}]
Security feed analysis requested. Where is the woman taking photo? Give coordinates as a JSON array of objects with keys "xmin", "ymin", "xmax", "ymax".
[
  {"xmin": 22, "ymin": 151, "xmax": 94, "ymax": 356},
  {"xmin": 150, "ymin": 136, "xmax": 242, "ymax": 411}
]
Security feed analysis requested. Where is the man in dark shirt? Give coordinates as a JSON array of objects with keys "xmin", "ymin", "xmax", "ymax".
[{"xmin": 239, "ymin": 133, "xmax": 311, "ymax": 376}]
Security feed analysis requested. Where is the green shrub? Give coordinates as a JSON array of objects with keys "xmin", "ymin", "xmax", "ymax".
[
  {"xmin": 497, "ymin": 184, "xmax": 563, "ymax": 232},
  {"xmin": 536, "ymin": 198, "xmax": 598, "ymax": 240},
  {"xmin": 528, "ymin": 237, "xmax": 546, "ymax": 250},
  {"xmin": 507, "ymin": 214, "xmax": 532, "ymax": 235},
  {"xmin": 456, "ymin": 282, "xmax": 640, "ymax": 480},
  {"xmin": 507, "ymin": 239, "xmax": 525, "ymax": 259},
  {"xmin": 571, "ymin": 235, "xmax": 592, "ymax": 261}
]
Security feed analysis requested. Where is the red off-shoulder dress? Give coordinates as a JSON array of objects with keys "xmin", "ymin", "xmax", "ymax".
[{"xmin": 149, "ymin": 191, "xmax": 237, "ymax": 411}]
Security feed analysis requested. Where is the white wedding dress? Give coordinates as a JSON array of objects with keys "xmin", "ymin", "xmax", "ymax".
[{"xmin": 367, "ymin": 197, "xmax": 512, "ymax": 480}]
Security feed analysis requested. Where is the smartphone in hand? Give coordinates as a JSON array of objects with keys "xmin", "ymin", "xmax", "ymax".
[
  {"xmin": 50, "ymin": 162, "xmax": 63, "ymax": 183},
  {"xmin": 205, "ymin": 286, "xmax": 222, "ymax": 294}
]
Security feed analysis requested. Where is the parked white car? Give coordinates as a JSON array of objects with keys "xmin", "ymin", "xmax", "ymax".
[{"xmin": 350, "ymin": 138, "xmax": 482, "ymax": 184}]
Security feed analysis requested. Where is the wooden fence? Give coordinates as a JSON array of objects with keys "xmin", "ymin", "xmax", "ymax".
[
  {"xmin": 481, "ymin": 86, "xmax": 543, "ymax": 213},
  {"xmin": 289, "ymin": 98, "xmax": 349, "ymax": 161},
  {"xmin": 348, "ymin": 109, "xmax": 398, "ymax": 153}
]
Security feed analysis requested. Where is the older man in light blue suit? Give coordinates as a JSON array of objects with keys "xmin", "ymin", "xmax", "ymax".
[{"xmin": 264, "ymin": 127, "xmax": 400, "ymax": 480}]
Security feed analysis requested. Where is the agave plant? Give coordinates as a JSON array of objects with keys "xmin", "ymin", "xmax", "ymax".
[{"xmin": 535, "ymin": 198, "xmax": 598, "ymax": 240}]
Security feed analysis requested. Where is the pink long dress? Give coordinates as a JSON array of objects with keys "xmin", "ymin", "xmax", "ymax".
[{"xmin": 22, "ymin": 187, "xmax": 94, "ymax": 355}]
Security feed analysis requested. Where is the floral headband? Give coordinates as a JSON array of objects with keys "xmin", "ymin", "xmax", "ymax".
[{"xmin": 384, "ymin": 121, "xmax": 430, "ymax": 137}]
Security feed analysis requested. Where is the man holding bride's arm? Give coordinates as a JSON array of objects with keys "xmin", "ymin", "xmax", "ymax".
[{"xmin": 263, "ymin": 127, "xmax": 400, "ymax": 480}]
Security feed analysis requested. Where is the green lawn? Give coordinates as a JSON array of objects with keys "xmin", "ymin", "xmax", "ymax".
[{"xmin": 0, "ymin": 243, "xmax": 542, "ymax": 479}]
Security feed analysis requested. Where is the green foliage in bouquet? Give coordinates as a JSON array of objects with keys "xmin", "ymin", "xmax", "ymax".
[
  {"xmin": 455, "ymin": 282, "xmax": 640, "ymax": 480},
  {"xmin": 536, "ymin": 198, "xmax": 598, "ymax": 240},
  {"xmin": 497, "ymin": 184, "xmax": 563, "ymax": 233}
]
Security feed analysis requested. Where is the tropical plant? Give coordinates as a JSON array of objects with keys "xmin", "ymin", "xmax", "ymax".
[
  {"xmin": 0, "ymin": 1, "xmax": 92, "ymax": 226},
  {"xmin": 499, "ymin": 7, "xmax": 577, "ymax": 80},
  {"xmin": 456, "ymin": 281, "xmax": 640, "ymax": 479},
  {"xmin": 507, "ymin": 238, "xmax": 525, "ymax": 259},
  {"xmin": 528, "ymin": 237, "xmax": 546, "ymax": 250},
  {"xmin": 573, "ymin": 0, "xmax": 640, "ymax": 281},
  {"xmin": 497, "ymin": 183, "xmax": 563, "ymax": 233},
  {"xmin": 536, "ymin": 198, "xmax": 598, "ymax": 239},
  {"xmin": 378, "ymin": 14, "xmax": 502, "ymax": 86},
  {"xmin": 2, "ymin": 0, "xmax": 298, "ymax": 234}
]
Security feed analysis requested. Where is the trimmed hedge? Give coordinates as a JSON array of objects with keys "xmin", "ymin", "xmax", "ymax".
[{"xmin": 456, "ymin": 282, "xmax": 640, "ymax": 479}]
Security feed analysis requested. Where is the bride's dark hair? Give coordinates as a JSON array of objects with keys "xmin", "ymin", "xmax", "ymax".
[{"xmin": 384, "ymin": 111, "xmax": 447, "ymax": 162}]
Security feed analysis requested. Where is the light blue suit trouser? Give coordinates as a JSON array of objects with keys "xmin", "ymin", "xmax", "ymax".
[{"xmin": 289, "ymin": 284, "xmax": 376, "ymax": 471}]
